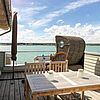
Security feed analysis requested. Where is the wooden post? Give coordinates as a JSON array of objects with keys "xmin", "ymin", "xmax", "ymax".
[
  {"xmin": 47, "ymin": 96, "xmax": 50, "ymax": 100},
  {"xmin": 12, "ymin": 60, "xmax": 14, "ymax": 79},
  {"xmin": 26, "ymin": 80, "xmax": 29, "ymax": 100},
  {"xmin": 25, "ymin": 62, "xmax": 27, "ymax": 74},
  {"xmin": 49, "ymin": 60, "xmax": 52, "ymax": 71},
  {"xmin": 33, "ymin": 94, "xmax": 37, "ymax": 100},
  {"xmin": 81, "ymin": 91, "xmax": 84, "ymax": 100},
  {"xmin": 43, "ymin": 61, "xmax": 45, "ymax": 73},
  {"xmin": 54, "ymin": 95, "xmax": 57, "ymax": 100},
  {"xmin": 66, "ymin": 60, "xmax": 68, "ymax": 72}
]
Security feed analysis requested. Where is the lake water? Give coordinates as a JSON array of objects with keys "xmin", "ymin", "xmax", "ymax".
[{"xmin": 0, "ymin": 45, "xmax": 100, "ymax": 64}]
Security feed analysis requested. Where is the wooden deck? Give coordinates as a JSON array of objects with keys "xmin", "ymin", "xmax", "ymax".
[{"xmin": 0, "ymin": 72, "xmax": 100, "ymax": 100}]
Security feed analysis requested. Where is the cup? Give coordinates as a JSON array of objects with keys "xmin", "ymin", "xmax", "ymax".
[
  {"xmin": 77, "ymin": 69, "xmax": 84, "ymax": 78},
  {"xmin": 48, "ymin": 70, "xmax": 54, "ymax": 81}
]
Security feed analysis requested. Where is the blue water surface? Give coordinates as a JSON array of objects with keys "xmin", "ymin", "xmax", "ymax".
[{"xmin": 0, "ymin": 45, "xmax": 100, "ymax": 64}]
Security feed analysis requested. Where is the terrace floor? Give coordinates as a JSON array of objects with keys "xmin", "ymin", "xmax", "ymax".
[{"xmin": 0, "ymin": 72, "xmax": 100, "ymax": 100}]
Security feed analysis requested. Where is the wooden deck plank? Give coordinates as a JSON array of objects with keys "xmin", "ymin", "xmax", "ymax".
[
  {"xmin": 2, "ymin": 80, "xmax": 10, "ymax": 100},
  {"xmin": 19, "ymin": 80, "xmax": 26, "ymax": 100},
  {"xmin": 0, "ymin": 80, "xmax": 7, "ymax": 100},
  {"xmin": 9, "ymin": 80, "xmax": 15, "ymax": 100},
  {"xmin": 0, "ymin": 73, "xmax": 8, "ymax": 100},
  {"xmin": 17, "ymin": 72, "xmax": 25, "ymax": 100},
  {"xmin": 7, "ymin": 72, "xmax": 12, "ymax": 79},
  {"xmin": 15, "ymin": 80, "xmax": 20, "ymax": 100},
  {"xmin": 21, "ymin": 72, "xmax": 24, "ymax": 78},
  {"xmin": 15, "ymin": 72, "xmax": 19, "ymax": 78}
]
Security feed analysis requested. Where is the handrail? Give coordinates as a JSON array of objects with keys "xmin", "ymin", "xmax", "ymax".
[
  {"xmin": 50, "ymin": 52, "xmax": 68, "ymax": 60},
  {"xmin": 85, "ymin": 52, "xmax": 100, "ymax": 56}
]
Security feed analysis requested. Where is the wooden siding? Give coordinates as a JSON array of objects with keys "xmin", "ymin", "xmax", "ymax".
[{"xmin": 84, "ymin": 52, "xmax": 100, "ymax": 76}]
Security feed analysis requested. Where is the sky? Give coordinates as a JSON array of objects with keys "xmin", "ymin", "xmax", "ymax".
[{"xmin": 0, "ymin": 0, "xmax": 100, "ymax": 43}]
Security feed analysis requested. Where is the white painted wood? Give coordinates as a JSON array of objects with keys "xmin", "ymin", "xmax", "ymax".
[
  {"xmin": 26, "ymin": 72, "xmax": 100, "ymax": 97},
  {"xmin": 84, "ymin": 53, "xmax": 100, "ymax": 76},
  {"xmin": 85, "ymin": 59, "xmax": 97, "ymax": 64}
]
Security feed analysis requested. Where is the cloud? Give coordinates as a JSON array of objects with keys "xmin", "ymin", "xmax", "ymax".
[
  {"xmin": 44, "ymin": 23, "xmax": 100, "ymax": 43},
  {"xmin": 1, "ymin": 23, "xmax": 100, "ymax": 43},
  {"xmin": 28, "ymin": 19, "xmax": 52, "ymax": 28},
  {"xmin": 29, "ymin": 0, "xmax": 100, "ymax": 28},
  {"xmin": 18, "ymin": 24, "xmax": 24, "ymax": 28},
  {"xmin": 0, "ymin": 24, "xmax": 36, "ymax": 43},
  {"xmin": 12, "ymin": 6, "xmax": 21, "ymax": 21},
  {"xmin": 0, "ymin": 31, "xmax": 12, "ymax": 43},
  {"xmin": 75, "ymin": 23, "xmax": 81, "ymax": 28},
  {"xmin": 21, "ymin": 6, "xmax": 47, "ymax": 14},
  {"xmin": 17, "ymin": 24, "xmax": 37, "ymax": 43},
  {"xmin": 12, "ymin": 5, "xmax": 47, "ymax": 22},
  {"xmin": 56, "ymin": 19, "xmax": 64, "ymax": 24},
  {"xmin": 31, "ymin": 2, "xmax": 35, "ymax": 5}
]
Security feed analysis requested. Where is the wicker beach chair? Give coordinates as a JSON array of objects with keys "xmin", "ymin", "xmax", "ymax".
[{"xmin": 55, "ymin": 35, "xmax": 85, "ymax": 71}]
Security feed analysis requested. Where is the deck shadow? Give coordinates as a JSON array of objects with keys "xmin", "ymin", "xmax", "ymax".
[{"xmin": 59, "ymin": 93, "xmax": 92, "ymax": 100}]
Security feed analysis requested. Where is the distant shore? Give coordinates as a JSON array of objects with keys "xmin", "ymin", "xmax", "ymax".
[
  {"xmin": 86, "ymin": 43, "xmax": 100, "ymax": 46},
  {"xmin": 0, "ymin": 43, "xmax": 100, "ymax": 46},
  {"xmin": 0, "ymin": 43, "xmax": 56, "ymax": 45}
]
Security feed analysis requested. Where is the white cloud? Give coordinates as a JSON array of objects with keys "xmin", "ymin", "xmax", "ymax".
[
  {"xmin": 0, "ymin": 31, "xmax": 12, "ymax": 43},
  {"xmin": 21, "ymin": 6, "xmax": 47, "ymax": 14},
  {"xmin": 63, "ymin": 0, "xmax": 100, "ymax": 12},
  {"xmin": 0, "ymin": 24, "xmax": 35, "ymax": 43},
  {"xmin": 44, "ymin": 23, "xmax": 100, "ymax": 43},
  {"xmin": 12, "ymin": 6, "xmax": 21, "ymax": 21},
  {"xmin": 56, "ymin": 19, "xmax": 64, "ymax": 24},
  {"xmin": 29, "ymin": 19, "xmax": 52, "ymax": 28},
  {"xmin": 1, "ymin": 23, "xmax": 100, "ymax": 43},
  {"xmin": 18, "ymin": 24, "xmax": 24, "ymax": 28},
  {"xmin": 75, "ymin": 23, "xmax": 81, "ymax": 28},
  {"xmin": 12, "ymin": 5, "xmax": 47, "ymax": 22},
  {"xmin": 30, "ymin": 0, "xmax": 100, "ymax": 28},
  {"xmin": 31, "ymin": 2, "xmax": 35, "ymax": 5}
]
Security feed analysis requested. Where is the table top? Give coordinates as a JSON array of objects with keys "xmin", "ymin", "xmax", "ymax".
[{"xmin": 26, "ymin": 71, "xmax": 100, "ymax": 95}]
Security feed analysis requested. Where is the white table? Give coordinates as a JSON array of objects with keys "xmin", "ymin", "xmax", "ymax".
[{"xmin": 26, "ymin": 71, "xmax": 100, "ymax": 100}]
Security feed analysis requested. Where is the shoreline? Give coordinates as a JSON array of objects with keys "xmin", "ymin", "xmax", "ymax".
[
  {"xmin": 0, "ymin": 43, "xmax": 100, "ymax": 46},
  {"xmin": 0, "ymin": 43, "xmax": 56, "ymax": 46}
]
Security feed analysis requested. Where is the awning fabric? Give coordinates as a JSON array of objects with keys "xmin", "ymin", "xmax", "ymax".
[{"xmin": 0, "ymin": 0, "xmax": 11, "ymax": 30}]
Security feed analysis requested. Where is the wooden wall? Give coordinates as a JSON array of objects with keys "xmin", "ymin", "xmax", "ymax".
[
  {"xmin": 84, "ymin": 52, "xmax": 100, "ymax": 76},
  {"xmin": 0, "ymin": 52, "xmax": 5, "ymax": 70}
]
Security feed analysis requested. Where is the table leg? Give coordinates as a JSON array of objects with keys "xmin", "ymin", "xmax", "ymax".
[
  {"xmin": 26, "ymin": 80, "xmax": 29, "ymax": 100},
  {"xmin": 81, "ymin": 91, "xmax": 84, "ymax": 100},
  {"xmin": 73, "ymin": 92, "xmax": 76, "ymax": 97},
  {"xmin": 33, "ymin": 94, "xmax": 37, "ymax": 100},
  {"xmin": 47, "ymin": 95, "xmax": 50, "ymax": 100},
  {"xmin": 54, "ymin": 95, "xmax": 57, "ymax": 100}
]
